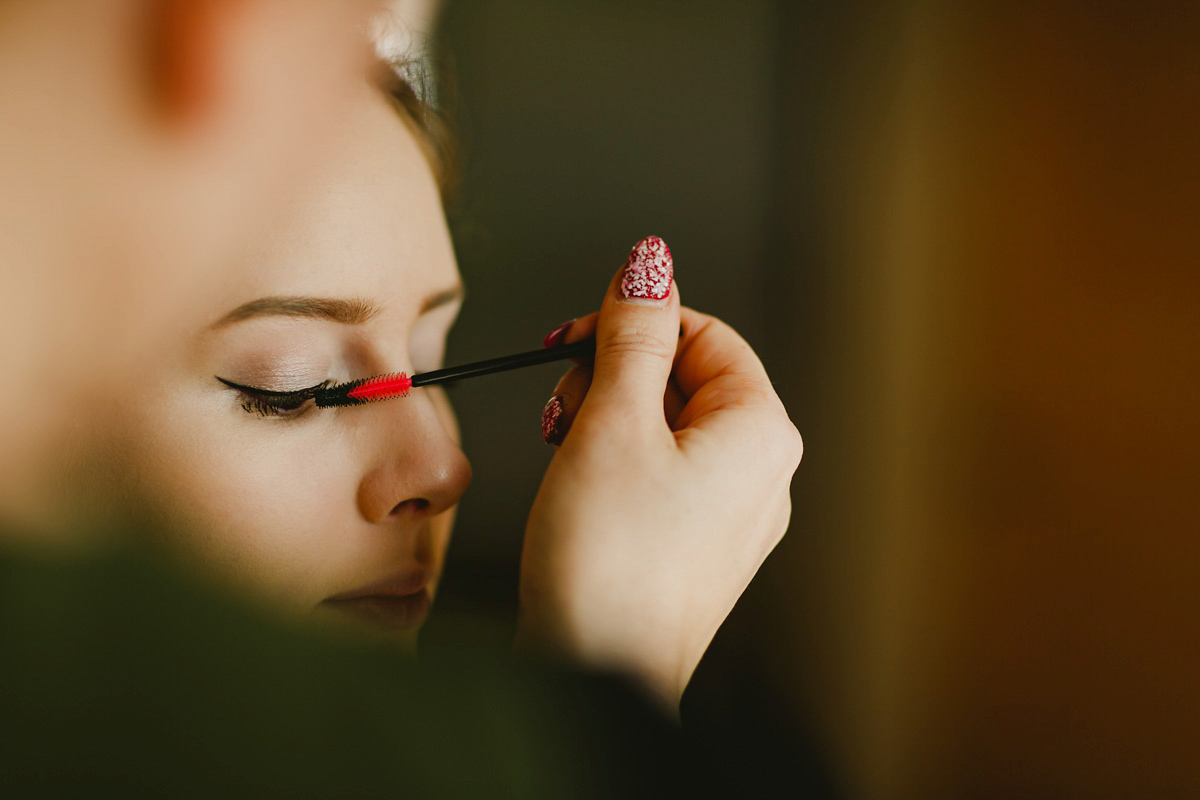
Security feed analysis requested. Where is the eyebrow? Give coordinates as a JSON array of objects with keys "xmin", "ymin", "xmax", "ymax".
[
  {"xmin": 420, "ymin": 286, "xmax": 466, "ymax": 315},
  {"xmin": 212, "ymin": 286, "xmax": 464, "ymax": 328}
]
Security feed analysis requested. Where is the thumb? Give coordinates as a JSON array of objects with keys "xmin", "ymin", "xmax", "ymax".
[{"xmin": 577, "ymin": 235, "xmax": 680, "ymax": 433}]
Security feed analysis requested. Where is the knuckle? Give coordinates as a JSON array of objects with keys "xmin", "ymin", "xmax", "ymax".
[
  {"xmin": 761, "ymin": 413, "xmax": 803, "ymax": 469},
  {"xmin": 597, "ymin": 327, "xmax": 674, "ymax": 361},
  {"xmin": 699, "ymin": 314, "xmax": 749, "ymax": 352},
  {"xmin": 785, "ymin": 421, "xmax": 804, "ymax": 465},
  {"xmin": 710, "ymin": 374, "xmax": 777, "ymax": 411}
]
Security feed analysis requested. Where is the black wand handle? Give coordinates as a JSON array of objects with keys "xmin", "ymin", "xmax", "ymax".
[{"xmin": 411, "ymin": 339, "xmax": 594, "ymax": 387}]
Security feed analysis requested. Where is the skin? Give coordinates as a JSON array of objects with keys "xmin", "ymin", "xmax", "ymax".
[
  {"xmin": 0, "ymin": 0, "xmax": 379, "ymax": 536},
  {"xmin": 106, "ymin": 79, "xmax": 470, "ymax": 648},
  {"xmin": 521, "ymin": 274, "xmax": 803, "ymax": 712}
]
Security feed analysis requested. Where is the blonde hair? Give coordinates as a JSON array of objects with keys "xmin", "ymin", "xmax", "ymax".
[{"xmin": 376, "ymin": 57, "xmax": 458, "ymax": 204}]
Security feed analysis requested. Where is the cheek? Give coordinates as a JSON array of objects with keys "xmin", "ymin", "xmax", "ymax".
[{"xmin": 130, "ymin": 409, "xmax": 361, "ymax": 608}]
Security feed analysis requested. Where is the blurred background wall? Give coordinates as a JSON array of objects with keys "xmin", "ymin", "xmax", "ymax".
[{"xmin": 425, "ymin": 1, "xmax": 1200, "ymax": 796}]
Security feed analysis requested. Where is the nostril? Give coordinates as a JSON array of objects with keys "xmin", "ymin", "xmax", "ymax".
[{"xmin": 390, "ymin": 498, "xmax": 431, "ymax": 517}]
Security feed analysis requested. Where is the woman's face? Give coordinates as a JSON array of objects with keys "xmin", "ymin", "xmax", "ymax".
[{"xmin": 113, "ymin": 80, "xmax": 470, "ymax": 647}]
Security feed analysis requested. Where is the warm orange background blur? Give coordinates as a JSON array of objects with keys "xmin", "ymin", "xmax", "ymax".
[
  {"xmin": 434, "ymin": 2, "xmax": 1200, "ymax": 796},
  {"xmin": 768, "ymin": 2, "xmax": 1200, "ymax": 795}
]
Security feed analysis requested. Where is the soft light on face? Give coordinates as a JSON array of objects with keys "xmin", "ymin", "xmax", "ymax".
[{"xmin": 111, "ymin": 79, "xmax": 471, "ymax": 647}]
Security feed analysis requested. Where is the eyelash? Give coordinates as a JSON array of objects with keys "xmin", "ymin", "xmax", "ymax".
[
  {"xmin": 216, "ymin": 378, "xmax": 331, "ymax": 419},
  {"xmin": 217, "ymin": 368, "xmax": 458, "ymax": 418}
]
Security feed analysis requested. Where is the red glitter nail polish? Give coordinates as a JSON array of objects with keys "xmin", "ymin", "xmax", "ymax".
[
  {"xmin": 542, "ymin": 319, "xmax": 574, "ymax": 349},
  {"xmin": 620, "ymin": 236, "xmax": 673, "ymax": 301},
  {"xmin": 541, "ymin": 395, "xmax": 565, "ymax": 445}
]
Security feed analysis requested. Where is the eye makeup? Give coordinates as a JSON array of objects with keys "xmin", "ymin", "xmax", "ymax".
[
  {"xmin": 208, "ymin": 281, "xmax": 603, "ymax": 415},
  {"xmin": 312, "ymin": 338, "xmax": 594, "ymax": 407},
  {"xmin": 216, "ymin": 377, "xmax": 332, "ymax": 418},
  {"xmin": 216, "ymin": 336, "xmax": 595, "ymax": 416}
]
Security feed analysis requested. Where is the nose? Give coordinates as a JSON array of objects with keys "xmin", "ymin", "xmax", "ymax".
[{"xmin": 354, "ymin": 389, "xmax": 472, "ymax": 525}]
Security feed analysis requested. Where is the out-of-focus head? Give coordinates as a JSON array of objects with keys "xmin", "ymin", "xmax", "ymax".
[
  {"xmin": 0, "ymin": 0, "xmax": 381, "ymax": 527},
  {"xmin": 373, "ymin": 0, "xmax": 445, "ymax": 61}
]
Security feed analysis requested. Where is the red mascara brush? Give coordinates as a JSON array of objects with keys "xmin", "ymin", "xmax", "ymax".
[{"xmin": 314, "ymin": 339, "xmax": 593, "ymax": 407}]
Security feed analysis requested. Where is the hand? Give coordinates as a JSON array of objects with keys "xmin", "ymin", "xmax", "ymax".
[{"xmin": 517, "ymin": 237, "xmax": 803, "ymax": 710}]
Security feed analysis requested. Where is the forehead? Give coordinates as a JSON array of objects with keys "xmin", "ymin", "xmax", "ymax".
[{"xmin": 213, "ymin": 82, "xmax": 458, "ymax": 319}]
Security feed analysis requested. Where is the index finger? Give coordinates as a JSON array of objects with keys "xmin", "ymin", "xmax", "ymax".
[
  {"xmin": 672, "ymin": 309, "xmax": 801, "ymax": 468},
  {"xmin": 672, "ymin": 308, "xmax": 776, "ymax": 404}
]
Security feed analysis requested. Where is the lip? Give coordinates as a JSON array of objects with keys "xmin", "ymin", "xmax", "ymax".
[{"xmin": 321, "ymin": 570, "xmax": 435, "ymax": 631}]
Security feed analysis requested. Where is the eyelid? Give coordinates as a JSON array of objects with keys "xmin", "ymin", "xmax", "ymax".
[
  {"xmin": 421, "ymin": 297, "xmax": 463, "ymax": 322},
  {"xmin": 215, "ymin": 377, "xmax": 329, "ymax": 397}
]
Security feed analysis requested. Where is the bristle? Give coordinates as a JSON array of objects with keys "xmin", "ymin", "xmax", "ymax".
[
  {"xmin": 348, "ymin": 372, "xmax": 412, "ymax": 402},
  {"xmin": 314, "ymin": 372, "xmax": 412, "ymax": 407}
]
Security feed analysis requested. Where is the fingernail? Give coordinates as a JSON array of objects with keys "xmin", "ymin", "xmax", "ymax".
[
  {"xmin": 542, "ymin": 319, "xmax": 574, "ymax": 349},
  {"xmin": 541, "ymin": 395, "xmax": 566, "ymax": 445},
  {"xmin": 620, "ymin": 235, "xmax": 673, "ymax": 301}
]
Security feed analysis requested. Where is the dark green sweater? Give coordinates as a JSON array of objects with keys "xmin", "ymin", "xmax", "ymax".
[{"xmin": 0, "ymin": 542, "xmax": 703, "ymax": 798}]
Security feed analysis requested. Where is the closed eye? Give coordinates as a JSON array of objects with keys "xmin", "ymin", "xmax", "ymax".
[{"xmin": 216, "ymin": 377, "xmax": 331, "ymax": 418}]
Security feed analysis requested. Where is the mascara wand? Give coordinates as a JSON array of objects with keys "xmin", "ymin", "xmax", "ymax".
[{"xmin": 314, "ymin": 339, "xmax": 593, "ymax": 407}]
